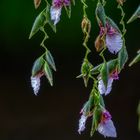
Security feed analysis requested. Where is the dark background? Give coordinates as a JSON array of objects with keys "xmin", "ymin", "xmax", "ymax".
[{"xmin": 0, "ymin": 0, "xmax": 140, "ymax": 139}]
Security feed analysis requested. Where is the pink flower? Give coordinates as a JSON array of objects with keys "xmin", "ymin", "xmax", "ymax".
[
  {"xmin": 97, "ymin": 110, "xmax": 117, "ymax": 138},
  {"xmin": 99, "ymin": 22, "xmax": 123, "ymax": 54}
]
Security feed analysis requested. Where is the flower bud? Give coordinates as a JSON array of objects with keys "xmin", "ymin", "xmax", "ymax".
[
  {"xmin": 95, "ymin": 35, "xmax": 104, "ymax": 52},
  {"xmin": 81, "ymin": 17, "xmax": 91, "ymax": 34},
  {"xmin": 116, "ymin": 0, "xmax": 126, "ymax": 6}
]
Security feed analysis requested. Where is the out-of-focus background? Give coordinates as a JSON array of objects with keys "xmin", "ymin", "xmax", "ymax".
[{"xmin": 0, "ymin": 0, "xmax": 140, "ymax": 139}]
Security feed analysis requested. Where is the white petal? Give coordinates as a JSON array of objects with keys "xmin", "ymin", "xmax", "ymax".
[
  {"xmin": 98, "ymin": 79, "xmax": 106, "ymax": 95},
  {"xmin": 31, "ymin": 76, "xmax": 40, "ymax": 95},
  {"xmin": 106, "ymin": 33, "xmax": 123, "ymax": 54},
  {"xmin": 105, "ymin": 78, "xmax": 113, "ymax": 95},
  {"xmin": 78, "ymin": 114, "xmax": 87, "ymax": 134},
  {"xmin": 97, "ymin": 120, "xmax": 117, "ymax": 138},
  {"xmin": 50, "ymin": 6, "xmax": 62, "ymax": 25},
  {"xmin": 98, "ymin": 78, "xmax": 113, "ymax": 95}
]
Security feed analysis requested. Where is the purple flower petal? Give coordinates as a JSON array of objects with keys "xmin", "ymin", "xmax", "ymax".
[
  {"xmin": 98, "ymin": 77, "xmax": 113, "ymax": 95},
  {"xmin": 106, "ymin": 33, "xmax": 123, "ymax": 54},
  {"xmin": 50, "ymin": 6, "xmax": 62, "ymax": 25},
  {"xmin": 78, "ymin": 114, "xmax": 87, "ymax": 134},
  {"xmin": 97, "ymin": 120, "xmax": 117, "ymax": 138}
]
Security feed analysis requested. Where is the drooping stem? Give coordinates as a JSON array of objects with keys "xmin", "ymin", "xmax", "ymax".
[
  {"xmin": 81, "ymin": 0, "xmax": 91, "ymax": 60},
  {"xmin": 117, "ymin": 4, "xmax": 127, "ymax": 46},
  {"xmin": 40, "ymin": 27, "xmax": 49, "ymax": 52}
]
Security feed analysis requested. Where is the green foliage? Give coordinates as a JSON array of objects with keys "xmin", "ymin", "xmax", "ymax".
[
  {"xmin": 90, "ymin": 106, "xmax": 101, "ymax": 136},
  {"xmin": 44, "ymin": 62, "xmax": 53, "ymax": 86},
  {"xmin": 101, "ymin": 62, "xmax": 109, "ymax": 88},
  {"xmin": 129, "ymin": 52, "xmax": 140, "ymax": 67},
  {"xmin": 64, "ymin": 4, "xmax": 72, "ymax": 18},
  {"xmin": 45, "ymin": 51, "xmax": 56, "ymax": 71},
  {"xmin": 96, "ymin": 2, "xmax": 106, "ymax": 27},
  {"xmin": 32, "ymin": 56, "xmax": 44, "ymax": 77},
  {"xmin": 29, "ymin": 8, "xmax": 47, "ymax": 39},
  {"xmin": 127, "ymin": 5, "xmax": 140, "ymax": 24},
  {"xmin": 118, "ymin": 47, "xmax": 128, "ymax": 71}
]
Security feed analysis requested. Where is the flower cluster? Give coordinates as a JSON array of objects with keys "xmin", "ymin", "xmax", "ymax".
[
  {"xmin": 78, "ymin": 107, "xmax": 117, "ymax": 138},
  {"xmin": 78, "ymin": 0, "xmax": 128, "ymax": 138},
  {"xmin": 29, "ymin": 0, "xmax": 132, "ymax": 138},
  {"xmin": 97, "ymin": 110, "xmax": 117, "ymax": 138}
]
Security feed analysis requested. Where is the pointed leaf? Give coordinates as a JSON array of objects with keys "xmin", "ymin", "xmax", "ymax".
[
  {"xmin": 99, "ymin": 95, "xmax": 105, "ymax": 108},
  {"xmin": 64, "ymin": 5, "xmax": 71, "ymax": 18},
  {"xmin": 45, "ymin": 51, "xmax": 56, "ymax": 71},
  {"xmin": 90, "ymin": 107, "xmax": 102, "ymax": 136},
  {"xmin": 118, "ymin": 47, "xmax": 128, "ymax": 71},
  {"xmin": 81, "ymin": 60, "xmax": 93, "ymax": 87},
  {"xmin": 29, "ymin": 9, "xmax": 47, "ymax": 39},
  {"xmin": 91, "ymin": 59, "xmax": 118, "ymax": 76},
  {"xmin": 83, "ymin": 95, "xmax": 94, "ymax": 114},
  {"xmin": 96, "ymin": 2, "xmax": 106, "ymax": 27},
  {"xmin": 32, "ymin": 57, "xmax": 44, "ymax": 77},
  {"xmin": 34, "ymin": 0, "xmax": 42, "ymax": 9},
  {"xmin": 107, "ymin": 59, "xmax": 118, "ymax": 73},
  {"xmin": 129, "ymin": 53, "xmax": 140, "ymax": 67},
  {"xmin": 101, "ymin": 62, "xmax": 109, "ymax": 88},
  {"xmin": 72, "ymin": 0, "xmax": 75, "ymax": 6},
  {"xmin": 44, "ymin": 62, "xmax": 53, "ymax": 86},
  {"xmin": 127, "ymin": 5, "xmax": 140, "ymax": 24},
  {"xmin": 91, "ymin": 64, "xmax": 103, "ymax": 75}
]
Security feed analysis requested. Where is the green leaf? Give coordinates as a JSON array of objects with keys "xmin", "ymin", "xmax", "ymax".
[
  {"xmin": 90, "ymin": 107, "xmax": 101, "ymax": 136},
  {"xmin": 72, "ymin": 0, "xmax": 75, "ymax": 5},
  {"xmin": 82, "ymin": 95, "xmax": 94, "ymax": 114},
  {"xmin": 101, "ymin": 62, "xmax": 109, "ymax": 88},
  {"xmin": 83, "ymin": 95, "xmax": 94, "ymax": 115},
  {"xmin": 127, "ymin": 5, "xmax": 140, "ymax": 24},
  {"xmin": 91, "ymin": 59, "xmax": 118, "ymax": 76},
  {"xmin": 44, "ymin": 62, "xmax": 53, "ymax": 86},
  {"xmin": 29, "ymin": 8, "xmax": 47, "ymax": 39},
  {"xmin": 129, "ymin": 53, "xmax": 140, "ymax": 67},
  {"xmin": 96, "ymin": 2, "xmax": 106, "ymax": 27},
  {"xmin": 34, "ymin": 0, "xmax": 42, "ymax": 9},
  {"xmin": 99, "ymin": 95, "xmax": 105, "ymax": 108},
  {"xmin": 107, "ymin": 59, "xmax": 118, "ymax": 73},
  {"xmin": 64, "ymin": 5, "xmax": 71, "ymax": 18},
  {"xmin": 106, "ymin": 17, "xmax": 121, "ymax": 33},
  {"xmin": 118, "ymin": 47, "xmax": 128, "ymax": 71},
  {"xmin": 45, "ymin": 51, "xmax": 56, "ymax": 71},
  {"xmin": 91, "ymin": 64, "xmax": 103, "ymax": 75},
  {"xmin": 137, "ymin": 101, "xmax": 140, "ymax": 132},
  {"xmin": 32, "ymin": 56, "xmax": 44, "ymax": 77},
  {"xmin": 81, "ymin": 60, "xmax": 93, "ymax": 87}
]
